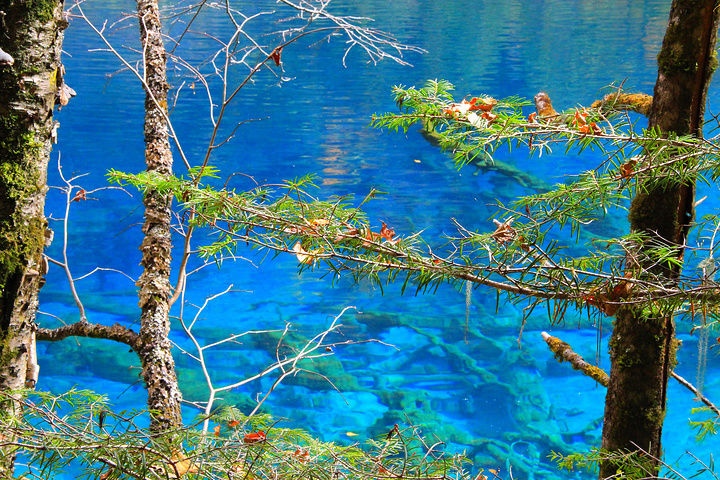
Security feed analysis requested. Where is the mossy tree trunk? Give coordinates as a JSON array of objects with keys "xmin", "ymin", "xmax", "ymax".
[
  {"xmin": 600, "ymin": 1, "xmax": 720, "ymax": 478},
  {"xmin": 0, "ymin": 0, "xmax": 66, "ymax": 475},
  {"xmin": 135, "ymin": 0, "xmax": 183, "ymax": 431}
]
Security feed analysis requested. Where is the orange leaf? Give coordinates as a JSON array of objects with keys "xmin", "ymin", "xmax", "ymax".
[
  {"xmin": 361, "ymin": 226, "xmax": 382, "ymax": 246},
  {"xmin": 481, "ymin": 111, "xmax": 497, "ymax": 122},
  {"xmin": 213, "ymin": 424, "xmax": 221, "ymax": 436},
  {"xmin": 527, "ymin": 112, "xmax": 537, "ymax": 123},
  {"xmin": 270, "ymin": 47, "xmax": 283, "ymax": 66},
  {"xmin": 244, "ymin": 430, "xmax": 266, "ymax": 444},
  {"xmin": 619, "ymin": 159, "xmax": 636, "ymax": 179},
  {"xmin": 572, "ymin": 110, "xmax": 588, "ymax": 127},
  {"xmin": 72, "ymin": 188, "xmax": 86, "ymax": 202},
  {"xmin": 228, "ymin": 420, "xmax": 241, "ymax": 427},
  {"xmin": 380, "ymin": 221, "xmax": 396, "ymax": 243},
  {"xmin": 468, "ymin": 96, "xmax": 497, "ymax": 111},
  {"xmin": 293, "ymin": 241, "xmax": 315, "ymax": 264},
  {"xmin": 169, "ymin": 451, "xmax": 199, "ymax": 476}
]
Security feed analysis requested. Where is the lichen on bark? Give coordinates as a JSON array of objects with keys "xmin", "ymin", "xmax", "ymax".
[
  {"xmin": 134, "ymin": 0, "xmax": 183, "ymax": 431},
  {"xmin": 0, "ymin": 0, "xmax": 65, "ymax": 475}
]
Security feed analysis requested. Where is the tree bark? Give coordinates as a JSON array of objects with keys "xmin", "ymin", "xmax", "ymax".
[
  {"xmin": 0, "ymin": 0, "xmax": 66, "ymax": 475},
  {"xmin": 600, "ymin": 1, "xmax": 720, "ymax": 478},
  {"xmin": 135, "ymin": 0, "xmax": 183, "ymax": 431}
]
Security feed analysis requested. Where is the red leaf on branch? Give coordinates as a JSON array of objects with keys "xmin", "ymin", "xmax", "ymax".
[
  {"xmin": 468, "ymin": 96, "xmax": 497, "ymax": 111},
  {"xmin": 72, "ymin": 188, "xmax": 86, "ymax": 202},
  {"xmin": 244, "ymin": 431, "xmax": 266, "ymax": 444}
]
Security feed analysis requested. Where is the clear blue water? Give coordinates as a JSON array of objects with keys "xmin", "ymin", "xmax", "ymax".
[{"xmin": 33, "ymin": 1, "xmax": 720, "ymax": 479}]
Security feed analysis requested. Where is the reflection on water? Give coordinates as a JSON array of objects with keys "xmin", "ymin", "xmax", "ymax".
[{"xmin": 37, "ymin": 1, "xmax": 720, "ymax": 479}]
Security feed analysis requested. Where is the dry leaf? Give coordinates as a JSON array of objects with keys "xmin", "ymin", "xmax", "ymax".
[
  {"xmin": 168, "ymin": 451, "xmax": 199, "ymax": 477},
  {"xmin": 72, "ymin": 188, "xmax": 86, "ymax": 202},
  {"xmin": 379, "ymin": 221, "xmax": 397, "ymax": 243},
  {"xmin": 270, "ymin": 47, "xmax": 283, "ymax": 66},
  {"xmin": 243, "ymin": 430, "xmax": 266, "ymax": 444},
  {"xmin": 293, "ymin": 241, "xmax": 315, "ymax": 264},
  {"xmin": 619, "ymin": 159, "xmax": 637, "ymax": 179},
  {"xmin": 490, "ymin": 218, "xmax": 516, "ymax": 245}
]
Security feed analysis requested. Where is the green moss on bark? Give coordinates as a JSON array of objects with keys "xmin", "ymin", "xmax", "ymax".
[{"xmin": 0, "ymin": 0, "xmax": 57, "ymax": 25}]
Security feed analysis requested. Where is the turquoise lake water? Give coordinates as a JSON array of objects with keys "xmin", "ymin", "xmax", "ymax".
[{"xmin": 33, "ymin": 1, "xmax": 720, "ymax": 479}]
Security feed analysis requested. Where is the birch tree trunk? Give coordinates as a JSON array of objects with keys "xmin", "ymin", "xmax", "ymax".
[
  {"xmin": 135, "ymin": 0, "xmax": 183, "ymax": 431},
  {"xmin": 600, "ymin": 1, "xmax": 720, "ymax": 478},
  {"xmin": 0, "ymin": 0, "xmax": 66, "ymax": 474}
]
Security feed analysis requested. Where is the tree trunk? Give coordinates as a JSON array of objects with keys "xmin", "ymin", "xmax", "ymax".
[
  {"xmin": 135, "ymin": 0, "xmax": 183, "ymax": 431},
  {"xmin": 0, "ymin": 0, "xmax": 66, "ymax": 475},
  {"xmin": 600, "ymin": 1, "xmax": 720, "ymax": 478}
]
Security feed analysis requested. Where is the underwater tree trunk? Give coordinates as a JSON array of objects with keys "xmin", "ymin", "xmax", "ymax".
[
  {"xmin": 600, "ymin": 1, "xmax": 720, "ymax": 478},
  {"xmin": 0, "ymin": 0, "xmax": 66, "ymax": 475},
  {"xmin": 135, "ymin": 0, "xmax": 183, "ymax": 431}
]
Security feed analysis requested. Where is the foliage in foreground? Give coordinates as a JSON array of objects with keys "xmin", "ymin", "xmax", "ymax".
[
  {"xmin": 110, "ymin": 80, "xmax": 720, "ymax": 327},
  {"xmin": 3, "ymin": 389, "xmax": 717, "ymax": 480},
  {"xmin": 1, "ymin": 389, "xmax": 472, "ymax": 480}
]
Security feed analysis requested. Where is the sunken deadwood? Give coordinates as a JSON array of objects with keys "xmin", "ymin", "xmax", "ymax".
[
  {"xmin": 541, "ymin": 332, "xmax": 610, "ymax": 387},
  {"xmin": 600, "ymin": 2, "xmax": 720, "ymax": 477},
  {"xmin": 135, "ymin": 0, "xmax": 182, "ymax": 431},
  {"xmin": 541, "ymin": 332, "xmax": 720, "ymax": 416},
  {"xmin": 0, "ymin": 0, "xmax": 66, "ymax": 475}
]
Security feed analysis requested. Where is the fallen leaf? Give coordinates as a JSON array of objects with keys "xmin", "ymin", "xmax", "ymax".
[
  {"xmin": 490, "ymin": 218, "xmax": 516, "ymax": 245},
  {"xmin": 481, "ymin": 111, "xmax": 497, "ymax": 122},
  {"xmin": 270, "ymin": 47, "xmax": 283, "ymax": 66},
  {"xmin": 380, "ymin": 221, "xmax": 396, "ymax": 243},
  {"xmin": 72, "ymin": 188, "xmax": 86, "ymax": 202},
  {"xmin": 619, "ymin": 159, "xmax": 636, "ymax": 179},
  {"xmin": 469, "ymin": 96, "xmax": 497, "ymax": 111},
  {"xmin": 168, "ymin": 451, "xmax": 199, "ymax": 477},
  {"xmin": 244, "ymin": 430, "xmax": 266, "ymax": 444},
  {"xmin": 293, "ymin": 241, "xmax": 315, "ymax": 264},
  {"xmin": 572, "ymin": 110, "xmax": 588, "ymax": 127}
]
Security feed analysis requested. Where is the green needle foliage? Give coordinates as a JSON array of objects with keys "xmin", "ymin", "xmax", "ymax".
[
  {"xmin": 111, "ymin": 80, "xmax": 720, "ymax": 325},
  {"xmin": 2, "ymin": 390, "xmax": 472, "ymax": 480}
]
